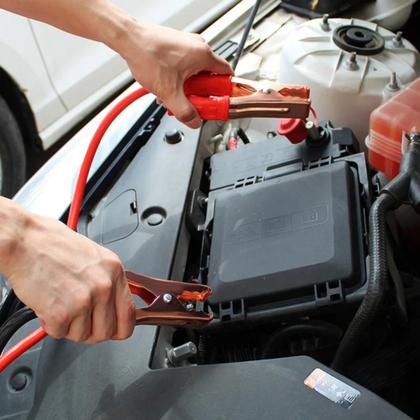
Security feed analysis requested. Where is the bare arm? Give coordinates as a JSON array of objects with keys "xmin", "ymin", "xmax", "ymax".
[
  {"xmin": 0, "ymin": 197, "xmax": 136, "ymax": 343},
  {"xmin": 0, "ymin": 0, "xmax": 233, "ymax": 128}
]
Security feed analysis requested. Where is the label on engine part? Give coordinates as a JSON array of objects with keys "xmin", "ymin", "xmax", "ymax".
[{"xmin": 304, "ymin": 368, "xmax": 360, "ymax": 409}]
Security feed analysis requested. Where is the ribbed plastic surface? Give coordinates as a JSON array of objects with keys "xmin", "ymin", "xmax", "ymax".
[
  {"xmin": 367, "ymin": 78, "xmax": 420, "ymax": 178},
  {"xmin": 277, "ymin": 18, "xmax": 419, "ymax": 145}
]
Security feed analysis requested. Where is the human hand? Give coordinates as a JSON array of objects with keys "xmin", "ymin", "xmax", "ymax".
[
  {"xmin": 116, "ymin": 22, "xmax": 233, "ymax": 129},
  {"xmin": 0, "ymin": 199, "xmax": 135, "ymax": 344}
]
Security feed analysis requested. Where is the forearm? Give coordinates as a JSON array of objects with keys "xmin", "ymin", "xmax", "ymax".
[
  {"xmin": 0, "ymin": 0, "xmax": 135, "ymax": 55},
  {"xmin": 0, "ymin": 197, "xmax": 28, "ymax": 277},
  {"xmin": 0, "ymin": 0, "xmax": 232, "ymax": 128},
  {"xmin": 0, "ymin": 196, "xmax": 135, "ymax": 342}
]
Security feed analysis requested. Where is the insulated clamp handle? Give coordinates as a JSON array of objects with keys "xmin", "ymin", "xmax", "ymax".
[
  {"xmin": 188, "ymin": 96, "xmax": 230, "ymax": 121},
  {"xmin": 184, "ymin": 74, "xmax": 233, "ymax": 97}
]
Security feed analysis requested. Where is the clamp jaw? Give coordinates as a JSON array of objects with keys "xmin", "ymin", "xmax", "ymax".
[
  {"xmin": 125, "ymin": 271, "xmax": 212, "ymax": 328},
  {"xmin": 182, "ymin": 74, "xmax": 311, "ymax": 121}
]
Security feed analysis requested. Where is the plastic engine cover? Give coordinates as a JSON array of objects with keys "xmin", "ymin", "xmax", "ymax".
[
  {"xmin": 200, "ymin": 129, "xmax": 368, "ymax": 324},
  {"xmin": 277, "ymin": 18, "xmax": 419, "ymax": 145},
  {"xmin": 207, "ymin": 161, "xmax": 362, "ymax": 304}
]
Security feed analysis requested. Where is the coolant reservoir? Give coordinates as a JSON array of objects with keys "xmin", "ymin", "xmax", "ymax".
[
  {"xmin": 367, "ymin": 77, "xmax": 420, "ymax": 179},
  {"xmin": 277, "ymin": 18, "xmax": 419, "ymax": 146}
]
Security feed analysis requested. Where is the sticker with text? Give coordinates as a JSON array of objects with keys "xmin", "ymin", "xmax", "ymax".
[{"xmin": 304, "ymin": 368, "xmax": 360, "ymax": 409}]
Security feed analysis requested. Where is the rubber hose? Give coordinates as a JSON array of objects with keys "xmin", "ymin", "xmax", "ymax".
[
  {"xmin": 262, "ymin": 321, "xmax": 342, "ymax": 359},
  {"xmin": 0, "ymin": 307, "xmax": 36, "ymax": 354},
  {"xmin": 331, "ymin": 193, "xmax": 397, "ymax": 372},
  {"xmin": 0, "ymin": 290, "xmax": 23, "ymax": 327},
  {"xmin": 232, "ymin": 0, "xmax": 262, "ymax": 70}
]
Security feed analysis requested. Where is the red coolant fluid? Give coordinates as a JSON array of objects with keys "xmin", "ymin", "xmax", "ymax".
[{"xmin": 366, "ymin": 78, "xmax": 420, "ymax": 179}]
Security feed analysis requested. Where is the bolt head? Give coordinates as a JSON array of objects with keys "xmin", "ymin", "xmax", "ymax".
[
  {"xmin": 147, "ymin": 213, "xmax": 164, "ymax": 226},
  {"xmin": 188, "ymin": 342, "xmax": 198, "ymax": 354},
  {"xmin": 165, "ymin": 129, "xmax": 183, "ymax": 145},
  {"xmin": 305, "ymin": 121, "xmax": 315, "ymax": 130},
  {"xmin": 262, "ymin": 88, "xmax": 273, "ymax": 94},
  {"xmin": 163, "ymin": 293, "xmax": 173, "ymax": 304},
  {"xmin": 407, "ymin": 132, "xmax": 420, "ymax": 144},
  {"xmin": 320, "ymin": 14, "xmax": 330, "ymax": 31},
  {"xmin": 393, "ymin": 31, "xmax": 403, "ymax": 47},
  {"xmin": 9, "ymin": 372, "xmax": 29, "ymax": 392},
  {"xmin": 345, "ymin": 52, "xmax": 358, "ymax": 71}
]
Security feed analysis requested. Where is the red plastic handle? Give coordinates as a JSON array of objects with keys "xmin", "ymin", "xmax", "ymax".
[
  {"xmin": 184, "ymin": 73, "xmax": 233, "ymax": 97},
  {"xmin": 189, "ymin": 95, "xmax": 230, "ymax": 121}
]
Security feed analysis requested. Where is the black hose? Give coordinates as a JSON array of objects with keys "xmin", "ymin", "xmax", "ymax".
[
  {"xmin": 262, "ymin": 321, "xmax": 342, "ymax": 359},
  {"xmin": 0, "ymin": 307, "xmax": 36, "ymax": 354},
  {"xmin": 232, "ymin": 0, "xmax": 262, "ymax": 70},
  {"xmin": 332, "ymin": 193, "xmax": 396, "ymax": 372},
  {"xmin": 0, "ymin": 290, "xmax": 24, "ymax": 327}
]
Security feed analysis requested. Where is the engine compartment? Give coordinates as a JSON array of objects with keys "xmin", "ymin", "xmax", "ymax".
[
  {"xmin": 1, "ymin": 2, "xmax": 420, "ymax": 419},
  {"xmin": 147, "ymin": 7, "xmax": 420, "ymax": 417}
]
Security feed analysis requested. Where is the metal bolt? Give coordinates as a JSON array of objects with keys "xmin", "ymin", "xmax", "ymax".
[
  {"xmin": 345, "ymin": 52, "xmax": 358, "ymax": 71},
  {"xmin": 166, "ymin": 342, "xmax": 197, "ymax": 366},
  {"xmin": 267, "ymin": 131, "xmax": 277, "ymax": 139},
  {"xmin": 146, "ymin": 213, "xmax": 164, "ymax": 226},
  {"xmin": 163, "ymin": 293, "xmax": 173, "ymax": 304},
  {"xmin": 393, "ymin": 31, "xmax": 403, "ymax": 47},
  {"xmin": 198, "ymin": 195, "xmax": 208, "ymax": 209},
  {"xmin": 305, "ymin": 121, "xmax": 320, "ymax": 141},
  {"xmin": 164, "ymin": 129, "xmax": 183, "ymax": 145},
  {"xmin": 262, "ymin": 88, "xmax": 273, "ymax": 94},
  {"xmin": 387, "ymin": 72, "xmax": 400, "ymax": 91},
  {"xmin": 407, "ymin": 132, "xmax": 420, "ymax": 144},
  {"xmin": 320, "ymin": 14, "xmax": 330, "ymax": 31},
  {"xmin": 9, "ymin": 372, "xmax": 29, "ymax": 392}
]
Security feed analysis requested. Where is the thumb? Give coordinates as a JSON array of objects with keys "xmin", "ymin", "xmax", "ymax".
[
  {"xmin": 205, "ymin": 52, "xmax": 234, "ymax": 75},
  {"xmin": 165, "ymin": 89, "xmax": 201, "ymax": 129}
]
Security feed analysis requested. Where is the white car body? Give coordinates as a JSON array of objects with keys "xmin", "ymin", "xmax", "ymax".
[{"xmin": 0, "ymin": 0, "xmax": 239, "ymax": 150}]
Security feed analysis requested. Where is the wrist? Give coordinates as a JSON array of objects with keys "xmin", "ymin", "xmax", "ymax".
[
  {"xmin": 101, "ymin": 10, "xmax": 143, "ymax": 60},
  {"xmin": 0, "ymin": 198, "xmax": 30, "ymax": 278}
]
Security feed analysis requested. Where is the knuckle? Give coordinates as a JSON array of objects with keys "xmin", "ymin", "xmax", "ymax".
[
  {"xmin": 177, "ymin": 107, "xmax": 196, "ymax": 123},
  {"xmin": 194, "ymin": 33, "xmax": 206, "ymax": 43},
  {"xmin": 204, "ymin": 44, "xmax": 213, "ymax": 54},
  {"xmin": 45, "ymin": 327, "xmax": 64, "ymax": 340},
  {"xmin": 105, "ymin": 251, "xmax": 123, "ymax": 274},
  {"xmin": 76, "ymin": 289, "xmax": 92, "ymax": 311},
  {"xmin": 196, "ymin": 43, "xmax": 211, "ymax": 55},
  {"xmin": 51, "ymin": 306, "xmax": 70, "ymax": 328},
  {"xmin": 95, "ymin": 278, "xmax": 113, "ymax": 300}
]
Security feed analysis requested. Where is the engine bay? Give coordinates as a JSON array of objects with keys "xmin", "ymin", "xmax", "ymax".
[
  {"xmin": 83, "ymin": 3, "xmax": 420, "ymax": 410},
  {"xmin": 1, "ymin": 1, "xmax": 420, "ymax": 419},
  {"xmin": 149, "ymin": 6, "xmax": 420, "ymax": 416}
]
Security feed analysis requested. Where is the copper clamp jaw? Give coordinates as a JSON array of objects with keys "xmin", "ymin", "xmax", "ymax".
[
  {"xmin": 125, "ymin": 271, "xmax": 213, "ymax": 328},
  {"xmin": 183, "ymin": 74, "xmax": 311, "ymax": 121}
]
